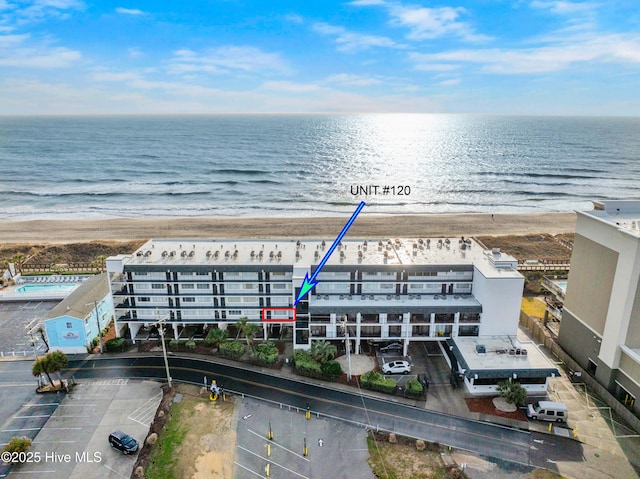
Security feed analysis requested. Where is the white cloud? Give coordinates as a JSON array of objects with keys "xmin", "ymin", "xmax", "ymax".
[
  {"xmin": 530, "ymin": 1, "xmax": 597, "ymax": 15},
  {"xmin": 388, "ymin": 5, "xmax": 490, "ymax": 42},
  {"xmin": 324, "ymin": 73, "xmax": 382, "ymax": 86},
  {"xmin": 284, "ymin": 13, "xmax": 303, "ymax": 24},
  {"xmin": 9, "ymin": 0, "xmax": 83, "ymax": 23},
  {"xmin": 115, "ymin": 7, "xmax": 145, "ymax": 16},
  {"xmin": 312, "ymin": 22, "xmax": 401, "ymax": 52},
  {"xmin": 168, "ymin": 46, "xmax": 288, "ymax": 75},
  {"xmin": 409, "ymin": 33, "xmax": 640, "ymax": 74},
  {"xmin": 128, "ymin": 47, "xmax": 142, "ymax": 58},
  {"xmin": 0, "ymin": 33, "xmax": 81, "ymax": 67},
  {"xmin": 347, "ymin": 0, "xmax": 387, "ymax": 5},
  {"xmin": 437, "ymin": 78, "xmax": 460, "ymax": 86},
  {"xmin": 90, "ymin": 70, "xmax": 142, "ymax": 82},
  {"xmin": 260, "ymin": 81, "xmax": 323, "ymax": 93}
]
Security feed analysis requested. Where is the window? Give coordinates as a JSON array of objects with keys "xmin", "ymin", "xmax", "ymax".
[
  {"xmin": 409, "ymin": 284, "xmax": 424, "ymax": 289},
  {"xmin": 152, "ymin": 283, "xmax": 165, "ymax": 289},
  {"xmin": 196, "ymin": 297, "xmax": 212, "ymax": 303},
  {"xmin": 227, "ymin": 297, "xmax": 242, "ymax": 303},
  {"xmin": 139, "ymin": 297, "xmax": 150, "ymax": 302},
  {"xmin": 243, "ymin": 283, "xmax": 257, "ymax": 290},
  {"xmin": 272, "ymin": 283, "xmax": 289, "ymax": 290},
  {"xmin": 66, "ymin": 322, "xmax": 73, "ymax": 328},
  {"xmin": 228, "ymin": 310, "xmax": 242, "ymax": 315},
  {"xmin": 182, "ymin": 284, "xmax": 195, "ymax": 289},
  {"xmin": 380, "ymin": 283, "xmax": 394, "ymax": 290},
  {"xmin": 183, "ymin": 297, "xmax": 195, "ymax": 303},
  {"xmin": 196, "ymin": 284, "xmax": 210, "ymax": 289}
]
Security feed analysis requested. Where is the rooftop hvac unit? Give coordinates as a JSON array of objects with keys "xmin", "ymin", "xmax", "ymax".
[
  {"xmin": 250, "ymin": 251, "xmax": 255, "ymax": 258},
  {"xmin": 214, "ymin": 251, "xmax": 220, "ymax": 258},
  {"xmin": 277, "ymin": 251, "xmax": 282, "ymax": 259},
  {"xmin": 269, "ymin": 251, "xmax": 274, "ymax": 259},
  {"xmin": 225, "ymin": 251, "xmax": 231, "ymax": 258},
  {"xmin": 358, "ymin": 251, "xmax": 363, "ymax": 258},
  {"xmin": 314, "ymin": 251, "xmax": 320, "ymax": 260},
  {"xmin": 492, "ymin": 248, "xmax": 501, "ymax": 254},
  {"xmin": 162, "ymin": 251, "xmax": 168, "ymax": 258},
  {"xmin": 144, "ymin": 250, "xmax": 152, "ymax": 257},
  {"xmin": 258, "ymin": 251, "xmax": 263, "ymax": 258},
  {"xmin": 169, "ymin": 251, "xmax": 176, "ymax": 257},
  {"xmin": 521, "ymin": 349, "xmax": 528, "ymax": 356},
  {"xmin": 476, "ymin": 345, "xmax": 486, "ymax": 354},
  {"xmin": 418, "ymin": 239, "xmax": 423, "ymax": 244},
  {"xmin": 136, "ymin": 251, "xmax": 143, "ymax": 257},
  {"xmin": 205, "ymin": 251, "xmax": 212, "ymax": 258},
  {"xmin": 340, "ymin": 251, "xmax": 346, "ymax": 259},
  {"xmin": 189, "ymin": 251, "xmax": 195, "ymax": 257},
  {"xmin": 181, "ymin": 251, "xmax": 188, "ymax": 258}
]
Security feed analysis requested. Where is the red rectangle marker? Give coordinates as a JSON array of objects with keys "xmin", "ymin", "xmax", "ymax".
[{"xmin": 261, "ymin": 308, "xmax": 296, "ymax": 323}]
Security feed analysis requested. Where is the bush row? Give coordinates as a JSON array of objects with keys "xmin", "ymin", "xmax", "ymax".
[
  {"xmin": 360, "ymin": 370, "xmax": 397, "ymax": 394},
  {"xmin": 293, "ymin": 349, "xmax": 342, "ymax": 381}
]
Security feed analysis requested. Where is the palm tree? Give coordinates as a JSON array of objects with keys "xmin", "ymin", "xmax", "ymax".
[
  {"xmin": 32, "ymin": 350, "xmax": 68, "ymax": 388},
  {"xmin": 236, "ymin": 317, "xmax": 260, "ymax": 351},
  {"xmin": 310, "ymin": 340, "xmax": 337, "ymax": 364},
  {"xmin": 92, "ymin": 255, "xmax": 107, "ymax": 273},
  {"xmin": 9, "ymin": 253, "xmax": 26, "ymax": 276}
]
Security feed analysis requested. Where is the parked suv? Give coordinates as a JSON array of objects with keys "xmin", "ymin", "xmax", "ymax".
[
  {"xmin": 108, "ymin": 430, "xmax": 139, "ymax": 454},
  {"xmin": 382, "ymin": 360, "xmax": 412, "ymax": 375},
  {"xmin": 379, "ymin": 342, "xmax": 403, "ymax": 353}
]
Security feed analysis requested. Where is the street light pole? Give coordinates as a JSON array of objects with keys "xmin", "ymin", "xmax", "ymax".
[
  {"xmin": 156, "ymin": 309, "xmax": 172, "ymax": 388},
  {"xmin": 342, "ymin": 316, "xmax": 352, "ymax": 382}
]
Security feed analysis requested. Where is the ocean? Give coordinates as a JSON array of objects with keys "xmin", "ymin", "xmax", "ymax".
[{"xmin": 0, "ymin": 114, "xmax": 639, "ymax": 220}]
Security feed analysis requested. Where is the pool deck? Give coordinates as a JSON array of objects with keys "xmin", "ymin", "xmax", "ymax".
[{"xmin": 0, "ymin": 275, "xmax": 90, "ymax": 302}]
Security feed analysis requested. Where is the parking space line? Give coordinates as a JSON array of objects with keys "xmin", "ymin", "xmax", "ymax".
[
  {"xmin": 247, "ymin": 429, "xmax": 310, "ymax": 462},
  {"xmin": 22, "ymin": 403, "xmax": 59, "ymax": 407},
  {"xmin": 128, "ymin": 391, "xmax": 162, "ymax": 426},
  {"xmin": 234, "ymin": 461, "xmax": 266, "ymax": 478},
  {"xmin": 1, "ymin": 428, "xmax": 41, "ymax": 432},
  {"xmin": 9, "ymin": 471, "xmax": 56, "ymax": 475},
  {"xmin": 103, "ymin": 464, "xmax": 130, "ymax": 478},
  {"xmin": 14, "ymin": 415, "xmax": 51, "ymax": 419},
  {"xmin": 238, "ymin": 446, "xmax": 310, "ymax": 479}
]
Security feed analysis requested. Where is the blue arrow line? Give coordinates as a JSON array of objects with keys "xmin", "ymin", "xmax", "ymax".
[{"xmin": 294, "ymin": 201, "xmax": 366, "ymax": 305}]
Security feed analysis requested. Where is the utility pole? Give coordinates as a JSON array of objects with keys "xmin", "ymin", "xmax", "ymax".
[
  {"xmin": 156, "ymin": 309, "xmax": 172, "ymax": 388},
  {"xmin": 342, "ymin": 316, "xmax": 352, "ymax": 382}
]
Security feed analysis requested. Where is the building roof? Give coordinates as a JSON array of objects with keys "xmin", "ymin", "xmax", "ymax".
[
  {"xmin": 583, "ymin": 200, "xmax": 640, "ymax": 237},
  {"xmin": 447, "ymin": 336, "xmax": 560, "ymax": 379},
  {"xmin": 114, "ymin": 237, "xmax": 521, "ymax": 279},
  {"xmin": 46, "ymin": 273, "xmax": 110, "ymax": 320}
]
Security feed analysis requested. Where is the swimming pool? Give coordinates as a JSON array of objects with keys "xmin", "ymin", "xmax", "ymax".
[
  {"xmin": 553, "ymin": 281, "xmax": 568, "ymax": 291},
  {"xmin": 16, "ymin": 283, "xmax": 80, "ymax": 294}
]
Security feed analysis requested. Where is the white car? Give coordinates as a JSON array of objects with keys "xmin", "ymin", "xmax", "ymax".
[{"xmin": 382, "ymin": 360, "xmax": 412, "ymax": 375}]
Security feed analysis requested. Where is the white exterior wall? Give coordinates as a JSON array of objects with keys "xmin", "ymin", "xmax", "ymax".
[
  {"xmin": 576, "ymin": 213, "xmax": 640, "ymax": 369},
  {"xmin": 464, "ymin": 378, "xmax": 549, "ymax": 396},
  {"xmin": 472, "ymin": 268, "xmax": 524, "ymax": 336}
]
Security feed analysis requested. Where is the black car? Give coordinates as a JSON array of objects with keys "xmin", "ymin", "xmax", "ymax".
[
  {"xmin": 108, "ymin": 430, "xmax": 139, "ymax": 454},
  {"xmin": 379, "ymin": 342, "xmax": 403, "ymax": 353}
]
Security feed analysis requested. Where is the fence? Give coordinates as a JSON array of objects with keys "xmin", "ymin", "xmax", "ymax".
[
  {"xmin": 21, "ymin": 263, "xmax": 101, "ymax": 274},
  {"xmin": 517, "ymin": 261, "xmax": 570, "ymax": 272},
  {"xmin": 519, "ymin": 311, "xmax": 640, "ymax": 434}
]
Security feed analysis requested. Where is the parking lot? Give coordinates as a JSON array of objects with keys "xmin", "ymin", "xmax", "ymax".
[
  {"xmin": 234, "ymin": 397, "xmax": 374, "ymax": 479},
  {"xmin": 5, "ymin": 380, "xmax": 162, "ymax": 479},
  {"xmin": 0, "ymin": 301, "xmax": 56, "ymax": 358}
]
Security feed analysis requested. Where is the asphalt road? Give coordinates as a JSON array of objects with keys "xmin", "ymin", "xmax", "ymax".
[{"xmin": 62, "ymin": 354, "xmax": 586, "ymax": 469}]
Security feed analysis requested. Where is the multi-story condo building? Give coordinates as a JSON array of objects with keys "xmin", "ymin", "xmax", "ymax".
[
  {"xmin": 107, "ymin": 237, "xmax": 522, "ymax": 350},
  {"xmin": 106, "ymin": 237, "xmax": 557, "ymax": 395},
  {"xmin": 558, "ymin": 200, "xmax": 640, "ymax": 412}
]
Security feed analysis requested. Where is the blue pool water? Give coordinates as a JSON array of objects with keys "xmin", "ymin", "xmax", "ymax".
[
  {"xmin": 17, "ymin": 283, "xmax": 79, "ymax": 293},
  {"xmin": 554, "ymin": 281, "xmax": 568, "ymax": 291}
]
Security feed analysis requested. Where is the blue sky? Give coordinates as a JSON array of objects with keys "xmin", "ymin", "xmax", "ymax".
[{"xmin": 1, "ymin": 0, "xmax": 639, "ymax": 115}]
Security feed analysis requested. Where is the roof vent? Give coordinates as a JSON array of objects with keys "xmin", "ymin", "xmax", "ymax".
[{"xmin": 476, "ymin": 344, "xmax": 486, "ymax": 354}]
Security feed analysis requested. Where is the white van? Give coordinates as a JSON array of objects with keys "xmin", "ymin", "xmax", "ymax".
[{"xmin": 527, "ymin": 401, "xmax": 568, "ymax": 423}]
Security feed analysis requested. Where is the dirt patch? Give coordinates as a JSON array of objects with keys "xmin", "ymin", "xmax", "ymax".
[
  {"xmin": 142, "ymin": 384, "xmax": 236, "ymax": 479},
  {"xmin": 367, "ymin": 431, "xmax": 465, "ymax": 479},
  {"xmin": 465, "ymin": 397, "xmax": 528, "ymax": 422},
  {"xmin": 476, "ymin": 234, "xmax": 573, "ymax": 262}
]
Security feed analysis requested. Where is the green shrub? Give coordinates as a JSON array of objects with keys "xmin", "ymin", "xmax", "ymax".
[
  {"xmin": 205, "ymin": 328, "xmax": 229, "ymax": 347},
  {"xmin": 105, "ymin": 337, "xmax": 127, "ymax": 353},
  {"xmin": 293, "ymin": 349, "xmax": 322, "ymax": 377},
  {"xmin": 219, "ymin": 340, "xmax": 245, "ymax": 359},
  {"xmin": 320, "ymin": 360, "xmax": 342, "ymax": 380},
  {"xmin": 185, "ymin": 340, "xmax": 196, "ymax": 351},
  {"xmin": 3, "ymin": 437, "xmax": 32, "ymax": 456},
  {"xmin": 497, "ymin": 379, "xmax": 527, "ymax": 405},
  {"xmin": 254, "ymin": 342, "xmax": 279, "ymax": 364},
  {"xmin": 168, "ymin": 339, "xmax": 180, "ymax": 351},
  {"xmin": 405, "ymin": 379, "xmax": 423, "ymax": 395},
  {"xmin": 360, "ymin": 370, "xmax": 397, "ymax": 394}
]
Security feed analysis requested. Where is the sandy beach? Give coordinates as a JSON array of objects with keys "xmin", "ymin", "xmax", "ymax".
[{"xmin": 1, "ymin": 212, "xmax": 576, "ymax": 244}]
